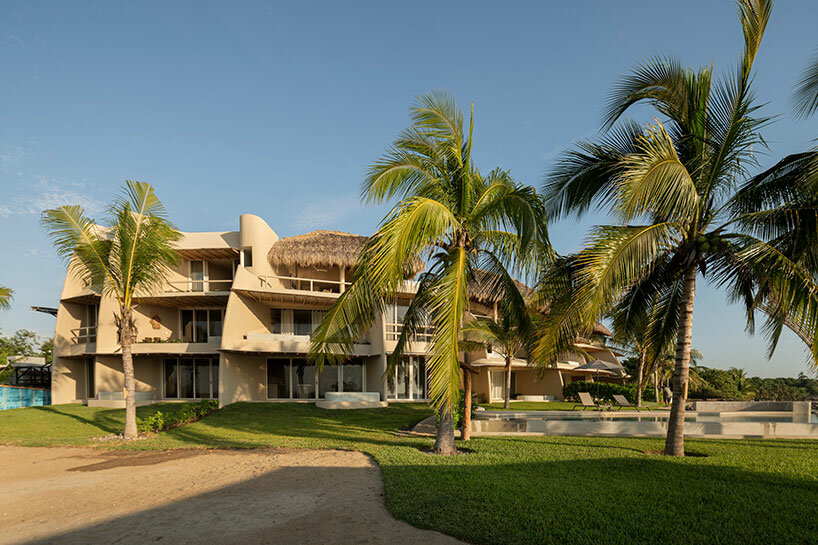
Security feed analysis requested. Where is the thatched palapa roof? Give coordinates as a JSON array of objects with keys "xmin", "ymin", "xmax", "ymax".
[
  {"xmin": 268, "ymin": 230, "xmax": 424, "ymax": 274},
  {"xmin": 468, "ymin": 269, "xmax": 534, "ymax": 305},
  {"xmin": 268, "ymin": 230, "xmax": 368, "ymax": 270}
]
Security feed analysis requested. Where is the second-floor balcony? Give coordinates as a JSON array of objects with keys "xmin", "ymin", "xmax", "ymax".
[
  {"xmin": 258, "ymin": 274, "xmax": 352, "ymax": 295},
  {"xmin": 385, "ymin": 323, "xmax": 434, "ymax": 343}
]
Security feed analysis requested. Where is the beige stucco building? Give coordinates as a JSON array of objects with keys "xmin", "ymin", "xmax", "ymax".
[{"xmin": 50, "ymin": 214, "xmax": 622, "ymax": 408}]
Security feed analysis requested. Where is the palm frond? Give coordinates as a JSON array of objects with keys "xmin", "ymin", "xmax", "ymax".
[
  {"xmin": 0, "ymin": 285, "xmax": 13, "ymax": 310},
  {"xmin": 793, "ymin": 52, "xmax": 818, "ymax": 119}
]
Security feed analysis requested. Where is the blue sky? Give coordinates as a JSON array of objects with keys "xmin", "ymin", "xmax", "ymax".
[{"xmin": 1, "ymin": 1, "xmax": 816, "ymax": 377}]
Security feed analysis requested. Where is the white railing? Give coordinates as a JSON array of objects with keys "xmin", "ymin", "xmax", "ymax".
[
  {"xmin": 164, "ymin": 279, "xmax": 233, "ymax": 293},
  {"xmin": 385, "ymin": 323, "xmax": 434, "ymax": 343},
  {"xmin": 71, "ymin": 326, "xmax": 97, "ymax": 344},
  {"xmin": 258, "ymin": 275, "xmax": 352, "ymax": 294}
]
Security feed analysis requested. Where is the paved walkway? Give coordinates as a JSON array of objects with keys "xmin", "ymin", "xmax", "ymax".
[{"xmin": 0, "ymin": 446, "xmax": 465, "ymax": 545}]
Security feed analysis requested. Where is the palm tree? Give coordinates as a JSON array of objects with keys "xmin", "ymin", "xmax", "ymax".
[
  {"xmin": 0, "ymin": 286, "xmax": 12, "ymax": 311},
  {"xmin": 309, "ymin": 91, "xmax": 548, "ymax": 455},
  {"xmin": 538, "ymin": 0, "xmax": 811, "ymax": 456},
  {"xmin": 462, "ymin": 303, "xmax": 535, "ymax": 409},
  {"xmin": 729, "ymin": 367, "xmax": 757, "ymax": 400},
  {"xmin": 41, "ymin": 181, "xmax": 181, "ymax": 439}
]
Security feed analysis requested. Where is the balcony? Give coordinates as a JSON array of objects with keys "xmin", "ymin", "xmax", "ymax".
[
  {"xmin": 134, "ymin": 279, "xmax": 233, "ymax": 308},
  {"xmin": 386, "ymin": 323, "xmax": 434, "ymax": 343},
  {"xmin": 70, "ymin": 326, "xmax": 97, "ymax": 344},
  {"xmin": 258, "ymin": 275, "xmax": 351, "ymax": 294}
]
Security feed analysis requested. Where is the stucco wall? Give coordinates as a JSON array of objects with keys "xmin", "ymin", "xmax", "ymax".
[
  {"xmin": 51, "ymin": 357, "xmax": 87, "ymax": 404},
  {"xmin": 219, "ymin": 352, "xmax": 267, "ymax": 405}
]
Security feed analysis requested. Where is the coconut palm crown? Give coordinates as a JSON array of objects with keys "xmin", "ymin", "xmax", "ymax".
[
  {"xmin": 309, "ymin": 91, "xmax": 549, "ymax": 454},
  {"xmin": 537, "ymin": 0, "xmax": 815, "ymax": 456},
  {"xmin": 41, "ymin": 181, "xmax": 181, "ymax": 438}
]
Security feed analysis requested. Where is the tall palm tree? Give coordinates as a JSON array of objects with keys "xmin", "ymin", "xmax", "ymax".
[
  {"xmin": 0, "ymin": 286, "xmax": 12, "ymax": 311},
  {"xmin": 538, "ymin": 0, "xmax": 811, "ymax": 456},
  {"xmin": 462, "ymin": 303, "xmax": 535, "ymax": 409},
  {"xmin": 41, "ymin": 181, "xmax": 181, "ymax": 439},
  {"xmin": 309, "ymin": 91, "xmax": 548, "ymax": 455}
]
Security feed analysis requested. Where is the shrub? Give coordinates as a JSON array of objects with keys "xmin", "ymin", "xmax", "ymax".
[
  {"xmin": 563, "ymin": 381, "xmax": 638, "ymax": 404},
  {"xmin": 435, "ymin": 390, "xmax": 478, "ymax": 431},
  {"xmin": 137, "ymin": 399, "xmax": 218, "ymax": 434}
]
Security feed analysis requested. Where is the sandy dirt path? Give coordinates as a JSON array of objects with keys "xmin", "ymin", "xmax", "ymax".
[{"xmin": 0, "ymin": 446, "xmax": 464, "ymax": 545}]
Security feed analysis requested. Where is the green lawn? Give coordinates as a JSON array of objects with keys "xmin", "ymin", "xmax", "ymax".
[
  {"xmin": 2, "ymin": 402, "xmax": 817, "ymax": 545},
  {"xmin": 479, "ymin": 400, "xmax": 665, "ymax": 411}
]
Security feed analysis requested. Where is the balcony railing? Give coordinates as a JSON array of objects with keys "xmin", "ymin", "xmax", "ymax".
[
  {"xmin": 258, "ymin": 275, "xmax": 352, "ymax": 294},
  {"xmin": 71, "ymin": 326, "xmax": 97, "ymax": 344},
  {"xmin": 164, "ymin": 279, "xmax": 233, "ymax": 293},
  {"xmin": 385, "ymin": 323, "xmax": 434, "ymax": 343}
]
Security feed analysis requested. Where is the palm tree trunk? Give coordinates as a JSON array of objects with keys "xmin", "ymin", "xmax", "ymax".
[
  {"xmin": 462, "ymin": 367, "xmax": 472, "ymax": 441},
  {"xmin": 121, "ymin": 308, "xmax": 138, "ymax": 439},
  {"xmin": 636, "ymin": 352, "xmax": 645, "ymax": 407},
  {"xmin": 664, "ymin": 266, "xmax": 697, "ymax": 457},
  {"xmin": 653, "ymin": 364, "xmax": 659, "ymax": 404},
  {"xmin": 503, "ymin": 355, "xmax": 512, "ymax": 409},
  {"xmin": 433, "ymin": 401, "xmax": 457, "ymax": 455}
]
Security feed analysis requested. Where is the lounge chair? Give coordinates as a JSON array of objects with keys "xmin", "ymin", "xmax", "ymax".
[
  {"xmin": 572, "ymin": 392, "xmax": 600, "ymax": 411},
  {"xmin": 612, "ymin": 394, "xmax": 647, "ymax": 412}
]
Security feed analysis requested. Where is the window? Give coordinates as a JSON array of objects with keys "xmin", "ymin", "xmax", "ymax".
[
  {"xmin": 266, "ymin": 358, "xmax": 290, "ymax": 399},
  {"xmin": 85, "ymin": 358, "xmax": 95, "ymax": 399},
  {"xmin": 164, "ymin": 359, "xmax": 178, "ymax": 398},
  {"xmin": 267, "ymin": 358, "xmax": 364, "ymax": 399},
  {"xmin": 291, "ymin": 359, "xmax": 315, "ymax": 399},
  {"xmin": 270, "ymin": 308, "xmax": 282, "ymax": 334},
  {"xmin": 164, "ymin": 358, "xmax": 218, "ymax": 399},
  {"xmin": 241, "ymin": 248, "xmax": 253, "ymax": 267},
  {"xmin": 387, "ymin": 356, "xmax": 427, "ymax": 400},
  {"xmin": 87, "ymin": 305, "xmax": 97, "ymax": 343},
  {"xmin": 180, "ymin": 309, "xmax": 223, "ymax": 342},
  {"xmin": 209, "ymin": 309, "xmax": 223, "ymax": 339},
  {"xmin": 190, "ymin": 261, "xmax": 204, "ymax": 292},
  {"xmin": 293, "ymin": 310, "xmax": 312, "ymax": 336}
]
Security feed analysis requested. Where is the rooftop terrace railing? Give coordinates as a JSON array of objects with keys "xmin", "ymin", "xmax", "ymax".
[{"xmin": 258, "ymin": 274, "xmax": 352, "ymax": 294}]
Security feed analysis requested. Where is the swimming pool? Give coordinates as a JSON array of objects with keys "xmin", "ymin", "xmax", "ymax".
[{"xmin": 471, "ymin": 410, "xmax": 818, "ymax": 438}]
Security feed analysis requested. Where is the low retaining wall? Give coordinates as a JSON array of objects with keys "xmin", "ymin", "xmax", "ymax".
[{"xmin": 0, "ymin": 385, "xmax": 51, "ymax": 410}]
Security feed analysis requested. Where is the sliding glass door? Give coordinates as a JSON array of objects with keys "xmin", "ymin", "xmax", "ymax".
[
  {"xmin": 163, "ymin": 358, "xmax": 219, "ymax": 399},
  {"xmin": 267, "ymin": 358, "xmax": 365, "ymax": 399}
]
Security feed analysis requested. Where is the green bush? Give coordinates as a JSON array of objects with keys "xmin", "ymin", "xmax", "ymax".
[
  {"xmin": 137, "ymin": 399, "xmax": 218, "ymax": 434},
  {"xmin": 563, "ymin": 381, "xmax": 637, "ymax": 404}
]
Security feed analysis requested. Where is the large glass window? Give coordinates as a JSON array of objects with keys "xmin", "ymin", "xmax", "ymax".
[
  {"xmin": 190, "ymin": 261, "xmax": 204, "ymax": 292},
  {"xmin": 208, "ymin": 309, "xmax": 223, "ymax": 339},
  {"xmin": 164, "ymin": 359, "xmax": 178, "ymax": 398},
  {"xmin": 293, "ymin": 310, "xmax": 312, "ymax": 336},
  {"xmin": 179, "ymin": 359, "xmax": 195, "ymax": 398},
  {"xmin": 396, "ymin": 357, "xmax": 410, "ymax": 399},
  {"xmin": 270, "ymin": 308, "xmax": 282, "ymax": 334},
  {"xmin": 181, "ymin": 310, "xmax": 194, "ymax": 342},
  {"xmin": 266, "ymin": 359, "xmax": 290, "ymax": 399},
  {"xmin": 194, "ymin": 359, "xmax": 211, "ymax": 399},
  {"xmin": 164, "ymin": 358, "xmax": 218, "ymax": 399},
  {"xmin": 292, "ymin": 359, "xmax": 315, "ymax": 399},
  {"xmin": 194, "ymin": 310, "xmax": 208, "ymax": 343},
  {"xmin": 342, "ymin": 360, "xmax": 364, "ymax": 392},
  {"xmin": 412, "ymin": 357, "xmax": 427, "ymax": 399},
  {"xmin": 318, "ymin": 365, "xmax": 339, "ymax": 396},
  {"xmin": 85, "ymin": 358, "xmax": 95, "ymax": 398}
]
